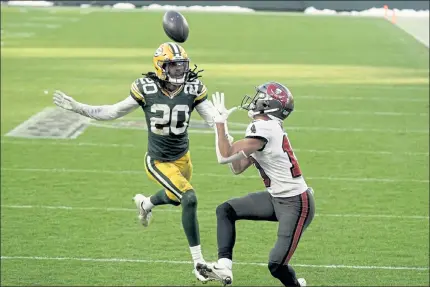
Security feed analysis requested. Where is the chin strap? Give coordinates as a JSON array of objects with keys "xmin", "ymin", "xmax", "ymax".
[{"xmin": 248, "ymin": 108, "xmax": 282, "ymax": 122}]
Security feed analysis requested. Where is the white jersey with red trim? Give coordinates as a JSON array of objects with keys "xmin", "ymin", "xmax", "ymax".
[{"xmin": 245, "ymin": 119, "xmax": 308, "ymax": 197}]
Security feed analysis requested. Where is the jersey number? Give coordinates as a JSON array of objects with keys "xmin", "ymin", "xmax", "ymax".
[
  {"xmin": 184, "ymin": 79, "xmax": 200, "ymax": 96},
  {"xmin": 138, "ymin": 78, "xmax": 158, "ymax": 94},
  {"xmin": 150, "ymin": 104, "xmax": 190, "ymax": 136},
  {"xmin": 250, "ymin": 157, "xmax": 271, "ymax": 188},
  {"xmin": 282, "ymin": 135, "xmax": 302, "ymax": 178}
]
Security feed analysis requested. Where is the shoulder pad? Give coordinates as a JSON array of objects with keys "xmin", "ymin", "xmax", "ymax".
[
  {"xmin": 186, "ymin": 79, "xmax": 207, "ymax": 103},
  {"xmin": 129, "ymin": 77, "xmax": 158, "ymax": 104}
]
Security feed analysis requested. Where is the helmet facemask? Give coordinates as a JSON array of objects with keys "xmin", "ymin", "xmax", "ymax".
[
  {"xmin": 162, "ymin": 60, "xmax": 189, "ymax": 84},
  {"xmin": 241, "ymin": 90, "xmax": 266, "ymax": 112},
  {"xmin": 241, "ymin": 90, "xmax": 279, "ymax": 119}
]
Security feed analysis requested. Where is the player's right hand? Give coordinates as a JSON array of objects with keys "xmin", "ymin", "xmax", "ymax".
[
  {"xmin": 212, "ymin": 92, "xmax": 237, "ymax": 123},
  {"xmin": 53, "ymin": 90, "xmax": 79, "ymax": 111}
]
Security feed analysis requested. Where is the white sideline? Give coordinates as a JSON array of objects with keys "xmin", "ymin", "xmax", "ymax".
[
  {"xmin": 1, "ymin": 204, "xmax": 428, "ymax": 220},
  {"xmin": 0, "ymin": 256, "xmax": 428, "ymax": 271},
  {"xmin": 1, "ymin": 167, "xmax": 428, "ymax": 183},
  {"xmin": 1, "ymin": 140, "xmax": 428, "ymax": 156}
]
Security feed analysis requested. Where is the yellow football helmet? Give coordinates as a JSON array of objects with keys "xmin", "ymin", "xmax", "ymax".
[{"xmin": 153, "ymin": 42, "xmax": 189, "ymax": 84}]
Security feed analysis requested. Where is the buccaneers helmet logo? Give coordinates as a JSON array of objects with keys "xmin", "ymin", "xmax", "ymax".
[{"xmin": 266, "ymin": 84, "xmax": 289, "ymax": 107}]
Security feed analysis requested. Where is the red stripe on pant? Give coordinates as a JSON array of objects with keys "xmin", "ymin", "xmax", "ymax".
[{"xmin": 283, "ymin": 191, "xmax": 309, "ymax": 265}]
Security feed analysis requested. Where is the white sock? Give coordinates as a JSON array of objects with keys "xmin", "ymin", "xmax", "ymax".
[
  {"xmin": 218, "ymin": 258, "xmax": 233, "ymax": 270},
  {"xmin": 144, "ymin": 197, "xmax": 154, "ymax": 211},
  {"xmin": 190, "ymin": 245, "xmax": 204, "ymax": 266}
]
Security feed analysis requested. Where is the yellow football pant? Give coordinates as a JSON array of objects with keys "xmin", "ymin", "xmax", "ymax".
[{"xmin": 144, "ymin": 151, "xmax": 193, "ymax": 202}]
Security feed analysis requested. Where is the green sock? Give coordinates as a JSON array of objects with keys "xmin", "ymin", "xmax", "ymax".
[
  {"xmin": 149, "ymin": 189, "xmax": 180, "ymax": 206},
  {"xmin": 181, "ymin": 190, "xmax": 200, "ymax": 246}
]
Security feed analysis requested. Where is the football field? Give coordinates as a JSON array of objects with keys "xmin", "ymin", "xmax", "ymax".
[{"xmin": 1, "ymin": 6, "xmax": 429, "ymax": 286}]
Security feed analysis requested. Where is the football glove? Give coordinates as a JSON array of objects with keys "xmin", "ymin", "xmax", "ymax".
[
  {"xmin": 211, "ymin": 92, "xmax": 238, "ymax": 124},
  {"xmin": 53, "ymin": 90, "xmax": 80, "ymax": 112}
]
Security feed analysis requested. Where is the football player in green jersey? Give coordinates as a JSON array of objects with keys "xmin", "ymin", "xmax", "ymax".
[{"xmin": 53, "ymin": 42, "xmax": 218, "ymax": 282}]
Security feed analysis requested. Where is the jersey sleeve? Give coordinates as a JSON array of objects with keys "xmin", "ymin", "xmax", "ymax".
[
  {"xmin": 192, "ymin": 80, "xmax": 208, "ymax": 106},
  {"xmin": 73, "ymin": 95, "xmax": 140, "ymax": 121},
  {"xmin": 245, "ymin": 120, "xmax": 272, "ymax": 151},
  {"xmin": 129, "ymin": 79, "xmax": 146, "ymax": 106}
]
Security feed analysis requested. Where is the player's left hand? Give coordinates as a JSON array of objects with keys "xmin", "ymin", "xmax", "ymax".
[
  {"xmin": 53, "ymin": 90, "xmax": 79, "ymax": 112},
  {"xmin": 211, "ymin": 92, "xmax": 237, "ymax": 123}
]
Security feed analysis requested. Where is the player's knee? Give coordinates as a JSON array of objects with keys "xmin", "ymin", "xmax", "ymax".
[
  {"xmin": 216, "ymin": 202, "xmax": 237, "ymax": 221},
  {"xmin": 181, "ymin": 190, "xmax": 197, "ymax": 208},
  {"xmin": 268, "ymin": 262, "xmax": 282, "ymax": 279}
]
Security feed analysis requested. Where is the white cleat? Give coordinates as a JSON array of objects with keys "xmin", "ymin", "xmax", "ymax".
[
  {"xmin": 132, "ymin": 194, "xmax": 152, "ymax": 227},
  {"xmin": 192, "ymin": 268, "xmax": 211, "ymax": 283},
  {"xmin": 196, "ymin": 262, "xmax": 233, "ymax": 286},
  {"xmin": 298, "ymin": 278, "xmax": 307, "ymax": 287}
]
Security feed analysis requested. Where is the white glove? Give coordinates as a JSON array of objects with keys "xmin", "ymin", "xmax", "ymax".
[
  {"xmin": 53, "ymin": 90, "xmax": 80, "ymax": 111},
  {"xmin": 211, "ymin": 92, "xmax": 238, "ymax": 124}
]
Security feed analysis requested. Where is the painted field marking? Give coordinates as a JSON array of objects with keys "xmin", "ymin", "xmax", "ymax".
[
  {"xmin": 300, "ymin": 95, "xmax": 428, "ymax": 103},
  {"xmin": 1, "ymin": 167, "xmax": 429, "ymax": 184},
  {"xmin": 0, "ymin": 256, "xmax": 428, "ymax": 271},
  {"xmin": 1, "ymin": 204, "xmax": 428, "ymax": 220},
  {"xmin": 87, "ymin": 121, "xmax": 429, "ymax": 134},
  {"xmin": 1, "ymin": 140, "xmax": 428, "ymax": 156},
  {"xmin": 4, "ymin": 22, "xmax": 61, "ymax": 29}
]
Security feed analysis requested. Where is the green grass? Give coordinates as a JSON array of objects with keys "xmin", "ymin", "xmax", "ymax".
[{"xmin": 1, "ymin": 6, "xmax": 429, "ymax": 286}]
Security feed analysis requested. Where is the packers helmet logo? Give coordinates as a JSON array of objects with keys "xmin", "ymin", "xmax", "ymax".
[{"xmin": 154, "ymin": 46, "xmax": 163, "ymax": 57}]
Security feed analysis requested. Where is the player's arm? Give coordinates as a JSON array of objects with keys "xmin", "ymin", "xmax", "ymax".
[
  {"xmin": 214, "ymin": 122, "xmax": 264, "ymax": 174},
  {"xmin": 210, "ymin": 91, "xmax": 260, "ymax": 174},
  {"xmin": 53, "ymin": 81, "xmax": 144, "ymax": 120},
  {"xmin": 194, "ymin": 84, "xmax": 217, "ymax": 127},
  {"xmin": 216, "ymin": 122, "xmax": 265, "ymax": 158}
]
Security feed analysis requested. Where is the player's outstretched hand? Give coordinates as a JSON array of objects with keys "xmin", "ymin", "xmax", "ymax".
[
  {"xmin": 211, "ymin": 92, "xmax": 237, "ymax": 123},
  {"xmin": 53, "ymin": 90, "xmax": 79, "ymax": 111}
]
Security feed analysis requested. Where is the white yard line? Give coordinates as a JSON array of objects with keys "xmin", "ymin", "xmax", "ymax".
[
  {"xmin": 1, "ymin": 32, "xmax": 35, "ymax": 38},
  {"xmin": 122, "ymin": 109, "xmax": 428, "ymax": 117},
  {"xmin": 1, "ymin": 204, "xmax": 428, "ymax": 220},
  {"xmin": 294, "ymin": 110, "xmax": 428, "ymax": 117},
  {"xmin": 0, "ymin": 255, "xmax": 428, "ymax": 271},
  {"xmin": 1, "ymin": 140, "xmax": 428, "ymax": 156},
  {"xmin": 87, "ymin": 122, "xmax": 429, "ymax": 134},
  {"xmin": 4, "ymin": 22, "xmax": 61, "ymax": 29},
  {"xmin": 1, "ymin": 167, "xmax": 429, "ymax": 184},
  {"xmin": 299, "ymin": 95, "xmax": 428, "ymax": 103},
  {"xmin": 28, "ymin": 16, "xmax": 80, "ymax": 22}
]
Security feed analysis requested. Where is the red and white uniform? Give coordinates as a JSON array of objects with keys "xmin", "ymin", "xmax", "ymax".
[{"xmin": 245, "ymin": 119, "xmax": 308, "ymax": 197}]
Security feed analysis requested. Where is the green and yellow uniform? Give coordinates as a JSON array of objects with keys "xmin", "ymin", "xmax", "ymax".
[{"xmin": 129, "ymin": 76, "xmax": 207, "ymax": 201}]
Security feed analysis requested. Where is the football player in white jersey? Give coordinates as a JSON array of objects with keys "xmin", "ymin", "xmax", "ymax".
[{"xmin": 197, "ymin": 82, "xmax": 315, "ymax": 287}]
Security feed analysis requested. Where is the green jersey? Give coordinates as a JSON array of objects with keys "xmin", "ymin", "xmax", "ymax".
[{"xmin": 129, "ymin": 76, "xmax": 208, "ymax": 161}]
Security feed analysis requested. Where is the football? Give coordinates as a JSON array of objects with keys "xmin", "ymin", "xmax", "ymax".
[{"xmin": 162, "ymin": 10, "xmax": 189, "ymax": 43}]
